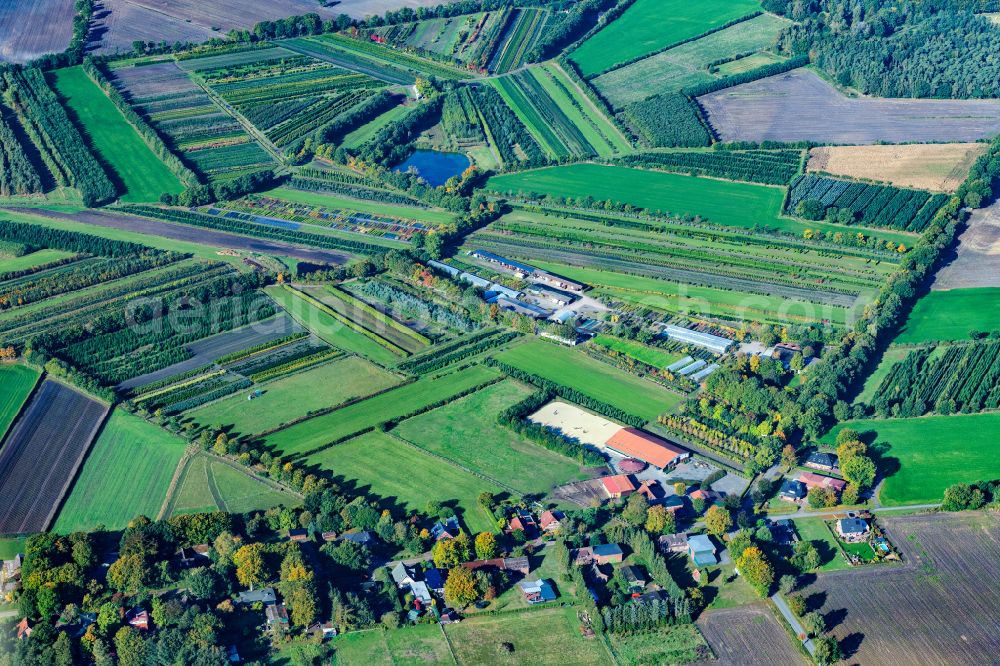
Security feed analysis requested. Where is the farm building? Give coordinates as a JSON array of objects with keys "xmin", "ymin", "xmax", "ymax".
[
  {"xmin": 667, "ymin": 356, "xmax": 694, "ymax": 372},
  {"xmin": 519, "ymin": 579, "xmax": 557, "ymax": 604},
  {"xmin": 677, "ymin": 359, "xmax": 708, "ymax": 376},
  {"xmin": 799, "ymin": 472, "xmax": 847, "ymax": 493},
  {"xmin": 663, "ymin": 325, "xmax": 734, "ymax": 354},
  {"xmin": 534, "ymin": 271, "xmax": 584, "ymax": 292},
  {"xmin": 461, "ymin": 556, "xmax": 530, "ymax": 576},
  {"xmin": 618, "ymin": 458, "xmax": 647, "ymax": 473},
  {"xmin": 527, "ymin": 284, "xmax": 578, "ymax": 306},
  {"xmin": 836, "ymin": 517, "xmax": 870, "ymax": 542},
  {"xmin": 691, "ymin": 363, "xmax": 720, "ymax": 381},
  {"xmin": 688, "ymin": 534, "xmax": 719, "ymax": 567},
  {"xmin": 636, "ymin": 479, "xmax": 666, "ymax": 504},
  {"xmin": 489, "ymin": 295, "xmax": 550, "ymax": 318},
  {"xmin": 601, "ymin": 474, "xmax": 638, "ymax": 498},
  {"xmin": 805, "ymin": 452, "xmax": 839, "ymax": 472},
  {"xmin": 605, "ymin": 428, "xmax": 689, "ymax": 469},
  {"xmin": 288, "ymin": 528, "xmax": 308, "ymax": 542},
  {"xmin": 470, "ymin": 249, "xmax": 537, "ymax": 277},
  {"xmin": 779, "ymin": 479, "xmax": 808, "ymax": 502}
]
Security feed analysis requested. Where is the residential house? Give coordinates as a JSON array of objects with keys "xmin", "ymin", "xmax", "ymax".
[
  {"xmin": 341, "ymin": 531, "xmax": 375, "ymax": 545},
  {"xmin": 288, "ymin": 528, "xmax": 309, "ymax": 542},
  {"xmin": 805, "ymin": 452, "xmax": 840, "ymax": 472},
  {"xmin": 390, "ymin": 562, "xmax": 419, "ymax": 588},
  {"xmin": 236, "ymin": 588, "xmax": 276, "ymax": 606},
  {"xmin": 799, "ymin": 472, "xmax": 847, "ymax": 494},
  {"xmin": 662, "ymin": 494, "xmax": 685, "ymax": 514},
  {"xmin": 126, "ymin": 608, "xmax": 150, "ymax": 631},
  {"xmin": 519, "ymin": 579, "xmax": 557, "ymax": 604},
  {"xmin": 593, "ymin": 543, "xmax": 624, "ymax": 565},
  {"xmin": 620, "ymin": 565, "xmax": 647, "ymax": 592},
  {"xmin": 424, "ymin": 567, "xmax": 446, "ymax": 593},
  {"xmin": 265, "ymin": 604, "xmax": 289, "ymax": 631},
  {"xmin": 571, "ymin": 547, "xmax": 594, "ymax": 566},
  {"xmin": 636, "ymin": 480, "xmax": 665, "ymax": 504},
  {"xmin": 605, "ymin": 428, "xmax": 690, "ymax": 470},
  {"xmin": 658, "ymin": 533, "xmax": 688, "ymax": 554},
  {"xmin": 430, "ymin": 516, "xmax": 461, "ymax": 541},
  {"xmin": 409, "ymin": 581, "xmax": 433, "ymax": 605},
  {"xmin": 779, "ymin": 479, "xmax": 808, "ymax": 502},
  {"xmin": 687, "ymin": 535, "xmax": 718, "ymax": 567},
  {"xmin": 176, "ymin": 545, "xmax": 211, "ymax": 567},
  {"xmin": 602, "ymin": 474, "xmax": 637, "ymax": 499},
  {"xmin": 461, "ymin": 557, "xmax": 530, "ymax": 576},
  {"xmin": 539, "ymin": 510, "xmax": 564, "ymax": 532},
  {"xmin": 507, "ymin": 510, "xmax": 538, "ymax": 538},
  {"xmin": 836, "ymin": 518, "xmax": 870, "ymax": 543},
  {"xmin": 321, "ymin": 531, "xmax": 338, "ymax": 542},
  {"xmin": 15, "ymin": 618, "xmax": 31, "ymax": 640},
  {"xmin": 689, "ymin": 488, "xmax": 719, "ymax": 505},
  {"xmin": 770, "ymin": 519, "xmax": 799, "ymax": 545}
]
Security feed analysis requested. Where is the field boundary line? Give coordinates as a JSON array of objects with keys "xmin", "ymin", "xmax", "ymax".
[
  {"xmin": 187, "ymin": 74, "xmax": 285, "ymax": 165},
  {"xmin": 204, "ymin": 452, "xmax": 303, "ymax": 498},
  {"xmin": 549, "ymin": 61, "xmax": 632, "ymax": 151},
  {"xmin": 158, "ymin": 449, "xmax": 197, "ymax": 520},
  {"xmin": 204, "ymin": 460, "xmax": 228, "ymax": 513},
  {"xmin": 438, "ymin": 623, "xmax": 460, "ymax": 666}
]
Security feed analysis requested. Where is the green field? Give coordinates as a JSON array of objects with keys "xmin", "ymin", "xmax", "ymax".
[
  {"xmin": 394, "ymin": 380, "xmax": 587, "ymax": 494},
  {"xmin": 49, "ymin": 66, "xmax": 184, "ymax": 203},
  {"xmin": 265, "ymin": 186, "xmax": 456, "ymax": 227},
  {"xmin": 0, "ymin": 249, "xmax": 77, "ymax": 273},
  {"xmin": 266, "ymin": 285, "xmax": 401, "ymax": 366},
  {"xmin": 169, "ymin": 454, "xmax": 300, "ymax": 516},
  {"xmin": 494, "ymin": 339, "xmax": 683, "ymax": 421},
  {"xmin": 569, "ymin": 0, "xmax": 762, "ymax": 77},
  {"xmin": 893, "ymin": 288, "xmax": 1000, "ymax": 344},
  {"xmin": 592, "ymin": 13, "xmax": 791, "ymax": 107},
  {"xmin": 716, "ymin": 51, "xmax": 785, "ymax": 75},
  {"xmin": 854, "ymin": 347, "xmax": 909, "ymax": 404},
  {"xmin": 187, "ymin": 356, "xmax": 400, "ymax": 437},
  {"xmin": 530, "ymin": 261, "xmax": 852, "ymax": 327},
  {"xmin": 263, "ymin": 364, "xmax": 499, "ymax": 457},
  {"xmin": 334, "ymin": 624, "xmax": 455, "ymax": 665},
  {"xmin": 444, "ymin": 605, "xmax": 614, "ymax": 665},
  {"xmin": 341, "ymin": 104, "xmax": 410, "ymax": 150},
  {"xmin": 792, "ymin": 517, "xmax": 852, "ymax": 572},
  {"xmin": 0, "ymin": 538, "xmax": 26, "ymax": 560},
  {"xmin": 592, "ymin": 335, "xmax": 685, "ymax": 369},
  {"xmin": 606, "ymin": 625, "xmax": 711, "ymax": 666},
  {"xmin": 827, "ymin": 413, "xmax": 1000, "ymax": 506},
  {"xmin": 0, "ymin": 364, "xmax": 40, "ymax": 441},
  {"xmin": 53, "ymin": 410, "xmax": 186, "ymax": 532},
  {"xmin": 487, "ymin": 164, "xmax": 787, "ymax": 231},
  {"xmin": 307, "ymin": 431, "xmax": 500, "ymax": 533}
]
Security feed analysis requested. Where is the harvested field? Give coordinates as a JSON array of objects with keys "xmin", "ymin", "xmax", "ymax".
[
  {"xmin": 805, "ymin": 512, "xmax": 1000, "ymax": 666},
  {"xmin": 699, "ymin": 69, "xmax": 1000, "ymax": 144},
  {"xmin": 118, "ymin": 314, "xmax": 302, "ymax": 390},
  {"xmin": 0, "ymin": 380, "xmax": 108, "ymax": 533},
  {"xmin": 932, "ymin": 200, "xmax": 1000, "ymax": 290},
  {"xmin": 529, "ymin": 400, "xmax": 623, "ymax": 449},
  {"xmin": 807, "ymin": 143, "xmax": 987, "ymax": 193},
  {"xmin": 0, "ymin": 0, "xmax": 75, "ymax": 63},
  {"xmin": 89, "ymin": 0, "xmax": 344, "ymax": 55},
  {"xmin": 694, "ymin": 605, "xmax": 805, "ymax": 666},
  {"xmin": 15, "ymin": 208, "xmax": 351, "ymax": 266}
]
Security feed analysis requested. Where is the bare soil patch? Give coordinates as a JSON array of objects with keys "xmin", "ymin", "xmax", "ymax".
[
  {"xmin": 933, "ymin": 200, "xmax": 1000, "ymax": 289},
  {"xmin": 699, "ymin": 69, "xmax": 1000, "ymax": 144},
  {"xmin": 804, "ymin": 512, "xmax": 1000, "ymax": 666},
  {"xmin": 0, "ymin": 0, "xmax": 75, "ymax": 63},
  {"xmin": 528, "ymin": 400, "xmax": 623, "ymax": 448},
  {"xmin": 808, "ymin": 143, "xmax": 987, "ymax": 193},
  {"xmin": 694, "ymin": 605, "xmax": 806, "ymax": 666}
]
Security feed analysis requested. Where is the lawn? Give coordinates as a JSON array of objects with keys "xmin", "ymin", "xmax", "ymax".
[
  {"xmin": 49, "ymin": 66, "xmax": 184, "ymax": 202},
  {"xmin": 569, "ymin": 0, "xmax": 762, "ymax": 77},
  {"xmin": 266, "ymin": 285, "xmax": 401, "ymax": 367},
  {"xmin": 265, "ymin": 186, "xmax": 456, "ymax": 227},
  {"xmin": 592, "ymin": 335, "xmax": 684, "ymax": 369},
  {"xmin": 394, "ymin": 380, "xmax": 588, "ymax": 494},
  {"xmin": 529, "ymin": 261, "xmax": 851, "ymax": 327},
  {"xmin": 792, "ymin": 517, "xmax": 852, "ymax": 572},
  {"xmin": 487, "ymin": 164, "xmax": 788, "ymax": 231},
  {"xmin": 169, "ymin": 454, "xmax": 300, "ymax": 516},
  {"xmin": 854, "ymin": 347, "xmax": 909, "ymax": 405},
  {"xmin": 0, "ymin": 538, "xmax": 26, "ymax": 560},
  {"xmin": 0, "ymin": 364, "xmax": 40, "ymax": 441},
  {"xmin": 263, "ymin": 364, "xmax": 499, "ymax": 457},
  {"xmin": 827, "ymin": 413, "xmax": 1000, "ymax": 506},
  {"xmin": 341, "ymin": 104, "xmax": 410, "ymax": 150},
  {"xmin": 186, "ymin": 356, "xmax": 400, "ymax": 438},
  {"xmin": 306, "ymin": 431, "xmax": 500, "ymax": 534},
  {"xmin": 893, "ymin": 287, "xmax": 1000, "ymax": 343},
  {"xmin": 494, "ymin": 339, "xmax": 684, "ymax": 422},
  {"xmin": 0, "ymin": 249, "xmax": 76, "ymax": 273},
  {"xmin": 445, "ymin": 605, "xmax": 614, "ymax": 665},
  {"xmin": 53, "ymin": 410, "xmax": 186, "ymax": 532},
  {"xmin": 606, "ymin": 625, "xmax": 711, "ymax": 666}
]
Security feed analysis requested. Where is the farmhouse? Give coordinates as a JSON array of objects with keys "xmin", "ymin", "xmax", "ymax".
[
  {"xmin": 799, "ymin": 472, "xmax": 847, "ymax": 493},
  {"xmin": 805, "ymin": 452, "xmax": 840, "ymax": 472},
  {"xmin": 539, "ymin": 510, "xmax": 565, "ymax": 532},
  {"xmin": 605, "ymin": 428, "xmax": 689, "ymax": 470},
  {"xmin": 779, "ymin": 479, "xmax": 808, "ymax": 502},
  {"xmin": 663, "ymin": 325, "xmax": 734, "ymax": 354},
  {"xmin": 430, "ymin": 516, "xmax": 461, "ymax": 541},
  {"xmin": 519, "ymin": 579, "xmax": 557, "ymax": 604},
  {"xmin": 836, "ymin": 517, "xmax": 871, "ymax": 542},
  {"xmin": 602, "ymin": 474, "xmax": 638, "ymax": 499},
  {"xmin": 688, "ymin": 534, "xmax": 719, "ymax": 567}
]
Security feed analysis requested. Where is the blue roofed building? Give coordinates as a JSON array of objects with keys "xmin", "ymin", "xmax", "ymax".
[{"xmin": 687, "ymin": 534, "xmax": 718, "ymax": 567}]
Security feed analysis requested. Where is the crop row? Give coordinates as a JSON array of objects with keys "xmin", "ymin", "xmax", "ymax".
[
  {"xmin": 621, "ymin": 93, "xmax": 712, "ymax": 148},
  {"xmin": 487, "ymin": 8, "xmax": 548, "ymax": 74},
  {"xmin": 467, "ymin": 85, "xmax": 546, "ymax": 166},
  {"xmin": 616, "ymin": 149, "xmax": 801, "ymax": 185},
  {"xmin": 314, "ymin": 34, "xmax": 473, "ymax": 81},
  {"xmin": 789, "ymin": 175, "xmax": 947, "ymax": 232},
  {"xmin": 347, "ymin": 277, "xmax": 477, "ymax": 333},
  {"xmin": 226, "ymin": 338, "xmax": 329, "ymax": 376},
  {"xmin": 0, "ymin": 112, "xmax": 43, "ymax": 196},
  {"xmin": 249, "ymin": 347, "xmax": 344, "ymax": 384}
]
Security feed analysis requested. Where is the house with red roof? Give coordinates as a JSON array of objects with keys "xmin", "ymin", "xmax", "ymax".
[
  {"xmin": 602, "ymin": 474, "xmax": 637, "ymax": 499},
  {"xmin": 539, "ymin": 510, "xmax": 564, "ymax": 532},
  {"xmin": 798, "ymin": 472, "xmax": 847, "ymax": 493}
]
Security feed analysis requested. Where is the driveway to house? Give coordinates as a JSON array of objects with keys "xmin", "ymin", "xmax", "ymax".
[{"xmin": 771, "ymin": 593, "xmax": 815, "ymax": 656}]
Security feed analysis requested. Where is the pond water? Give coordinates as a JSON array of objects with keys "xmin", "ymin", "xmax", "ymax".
[{"xmin": 393, "ymin": 149, "xmax": 470, "ymax": 187}]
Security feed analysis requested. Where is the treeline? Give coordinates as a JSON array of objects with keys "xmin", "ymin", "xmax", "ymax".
[
  {"xmin": 81, "ymin": 58, "xmax": 199, "ymax": 188},
  {"xmin": 120, "ymin": 205, "xmax": 391, "ymax": 256},
  {"xmin": 869, "ymin": 341, "xmax": 1000, "ymax": 417},
  {"xmin": 616, "ymin": 150, "xmax": 801, "ymax": 185},
  {"xmin": 484, "ymin": 356, "xmax": 646, "ymax": 427},
  {"xmin": 317, "ymin": 90, "xmax": 396, "ymax": 144},
  {"xmin": 682, "ymin": 55, "xmax": 809, "ymax": 98},
  {"xmin": 2, "ymin": 68, "xmax": 115, "ymax": 206},
  {"xmin": 530, "ymin": 0, "xmax": 623, "ymax": 62},
  {"xmin": 467, "ymin": 85, "xmax": 547, "ymax": 166},
  {"xmin": 441, "ymin": 87, "xmax": 486, "ymax": 142},
  {"xmin": 622, "ymin": 94, "xmax": 711, "ymax": 148},
  {"xmin": 159, "ymin": 169, "xmax": 277, "ymax": 207},
  {"xmin": 774, "ymin": 0, "xmax": 1000, "ymax": 98},
  {"xmin": 498, "ymin": 389, "xmax": 607, "ymax": 465},
  {"xmin": 351, "ymin": 96, "xmax": 443, "ymax": 167},
  {"xmin": 0, "ymin": 113, "xmax": 43, "ymax": 196},
  {"xmin": 399, "ymin": 330, "xmax": 518, "ymax": 374},
  {"xmin": 0, "ymin": 220, "xmax": 159, "ymax": 257}
]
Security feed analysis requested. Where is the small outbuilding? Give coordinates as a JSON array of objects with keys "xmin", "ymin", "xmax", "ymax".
[{"xmin": 687, "ymin": 534, "xmax": 718, "ymax": 567}]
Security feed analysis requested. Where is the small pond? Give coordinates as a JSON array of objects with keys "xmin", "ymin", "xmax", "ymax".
[{"xmin": 393, "ymin": 149, "xmax": 470, "ymax": 187}]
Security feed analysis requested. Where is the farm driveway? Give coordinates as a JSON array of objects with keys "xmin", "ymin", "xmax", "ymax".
[{"xmin": 932, "ymin": 200, "xmax": 1000, "ymax": 290}]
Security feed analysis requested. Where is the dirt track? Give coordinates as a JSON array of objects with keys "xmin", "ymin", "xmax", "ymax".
[
  {"xmin": 8, "ymin": 207, "xmax": 351, "ymax": 266},
  {"xmin": 699, "ymin": 70, "xmax": 1000, "ymax": 144},
  {"xmin": 932, "ymin": 200, "xmax": 1000, "ymax": 290}
]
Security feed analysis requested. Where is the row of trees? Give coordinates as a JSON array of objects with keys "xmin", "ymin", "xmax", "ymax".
[
  {"xmin": 0, "ymin": 114, "xmax": 43, "ymax": 196},
  {"xmin": 616, "ymin": 149, "xmax": 802, "ymax": 186}
]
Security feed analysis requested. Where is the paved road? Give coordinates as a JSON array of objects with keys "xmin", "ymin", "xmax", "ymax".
[{"xmin": 771, "ymin": 593, "xmax": 815, "ymax": 656}]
